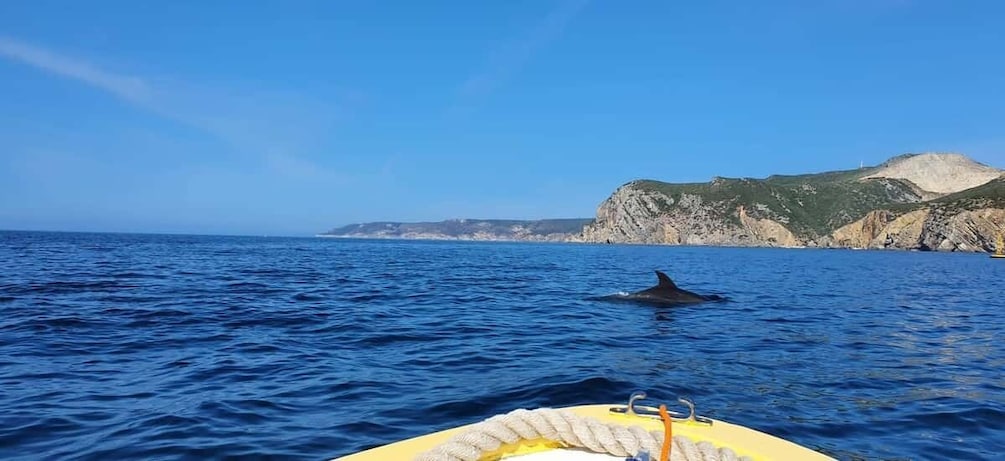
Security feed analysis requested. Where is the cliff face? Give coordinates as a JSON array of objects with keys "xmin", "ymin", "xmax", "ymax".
[
  {"xmin": 830, "ymin": 208, "xmax": 1005, "ymax": 252},
  {"xmin": 581, "ymin": 153, "xmax": 1005, "ymax": 252},
  {"xmin": 580, "ymin": 184, "xmax": 802, "ymax": 247}
]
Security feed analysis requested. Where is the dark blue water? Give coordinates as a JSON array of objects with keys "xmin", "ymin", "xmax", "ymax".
[{"xmin": 2, "ymin": 231, "xmax": 1004, "ymax": 460}]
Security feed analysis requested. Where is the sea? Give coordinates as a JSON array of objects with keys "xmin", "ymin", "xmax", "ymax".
[{"xmin": 1, "ymin": 231, "xmax": 1003, "ymax": 460}]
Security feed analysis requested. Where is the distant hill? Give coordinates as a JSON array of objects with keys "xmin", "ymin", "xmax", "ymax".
[
  {"xmin": 581, "ymin": 152, "xmax": 1005, "ymax": 252},
  {"xmin": 862, "ymin": 153, "xmax": 1003, "ymax": 194},
  {"xmin": 319, "ymin": 218, "xmax": 592, "ymax": 242}
]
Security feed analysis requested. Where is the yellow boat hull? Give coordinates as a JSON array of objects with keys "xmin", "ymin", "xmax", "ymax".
[{"xmin": 332, "ymin": 404, "xmax": 834, "ymax": 461}]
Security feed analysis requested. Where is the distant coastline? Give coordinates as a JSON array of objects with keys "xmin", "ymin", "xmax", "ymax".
[
  {"xmin": 313, "ymin": 234, "xmax": 586, "ymax": 244},
  {"xmin": 318, "ymin": 218, "xmax": 591, "ymax": 243}
]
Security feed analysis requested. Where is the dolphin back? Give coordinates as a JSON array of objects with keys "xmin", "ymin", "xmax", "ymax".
[{"xmin": 587, "ymin": 270, "xmax": 728, "ymax": 307}]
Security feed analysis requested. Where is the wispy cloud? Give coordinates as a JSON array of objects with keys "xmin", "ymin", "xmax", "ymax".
[
  {"xmin": 0, "ymin": 36, "xmax": 352, "ymax": 184},
  {"xmin": 456, "ymin": 0, "xmax": 589, "ymax": 107},
  {"xmin": 0, "ymin": 36, "xmax": 150, "ymax": 103}
]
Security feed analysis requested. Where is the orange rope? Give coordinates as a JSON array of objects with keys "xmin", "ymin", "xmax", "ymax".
[{"xmin": 658, "ymin": 404, "xmax": 672, "ymax": 461}]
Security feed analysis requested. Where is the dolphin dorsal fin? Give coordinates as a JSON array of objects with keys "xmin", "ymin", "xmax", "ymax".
[{"xmin": 655, "ymin": 270, "xmax": 677, "ymax": 288}]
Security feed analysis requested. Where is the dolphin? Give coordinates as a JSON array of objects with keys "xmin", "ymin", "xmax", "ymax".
[{"xmin": 591, "ymin": 270, "xmax": 725, "ymax": 306}]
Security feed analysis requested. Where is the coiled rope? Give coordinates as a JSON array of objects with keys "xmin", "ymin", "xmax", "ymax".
[{"xmin": 414, "ymin": 407, "xmax": 751, "ymax": 461}]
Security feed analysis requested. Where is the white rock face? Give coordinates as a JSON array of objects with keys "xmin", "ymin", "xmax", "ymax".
[{"xmin": 861, "ymin": 153, "xmax": 1003, "ymax": 194}]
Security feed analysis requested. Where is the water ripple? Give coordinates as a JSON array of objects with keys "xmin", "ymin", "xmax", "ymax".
[{"xmin": 1, "ymin": 232, "xmax": 1004, "ymax": 460}]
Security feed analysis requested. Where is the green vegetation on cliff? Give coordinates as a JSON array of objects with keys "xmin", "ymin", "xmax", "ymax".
[
  {"xmin": 891, "ymin": 176, "xmax": 1005, "ymax": 215},
  {"xmin": 927, "ymin": 176, "xmax": 1005, "ymax": 209},
  {"xmin": 632, "ymin": 166, "xmax": 924, "ymax": 238}
]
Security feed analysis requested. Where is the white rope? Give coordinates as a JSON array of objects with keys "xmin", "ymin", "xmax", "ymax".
[{"xmin": 414, "ymin": 408, "xmax": 751, "ymax": 461}]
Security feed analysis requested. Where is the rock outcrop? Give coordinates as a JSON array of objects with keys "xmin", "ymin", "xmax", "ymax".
[
  {"xmin": 829, "ymin": 209, "xmax": 928, "ymax": 249},
  {"xmin": 738, "ymin": 205, "xmax": 801, "ymax": 247}
]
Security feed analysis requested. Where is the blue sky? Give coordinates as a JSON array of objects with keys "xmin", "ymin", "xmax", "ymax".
[{"xmin": 1, "ymin": 1, "xmax": 1003, "ymax": 236}]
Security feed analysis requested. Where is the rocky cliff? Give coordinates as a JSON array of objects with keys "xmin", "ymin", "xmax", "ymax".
[
  {"xmin": 828, "ymin": 176, "xmax": 1005, "ymax": 251},
  {"xmin": 581, "ymin": 153, "xmax": 1005, "ymax": 252}
]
